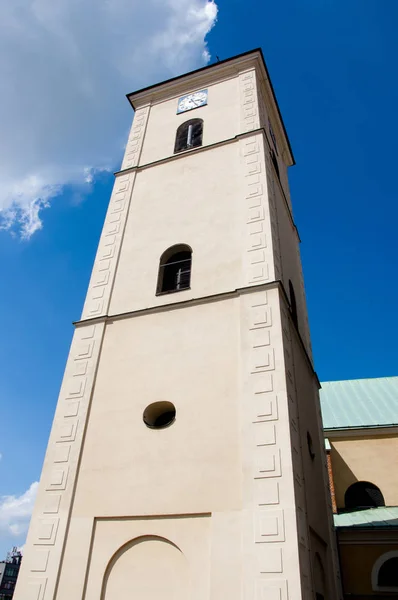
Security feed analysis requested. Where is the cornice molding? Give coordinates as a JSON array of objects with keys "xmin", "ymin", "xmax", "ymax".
[
  {"xmin": 73, "ymin": 279, "xmax": 318, "ymax": 386},
  {"xmin": 126, "ymin": 49, "xmax": 295, "ymax": 166},
  {"xmin": 325, "ymin": 426, "xmax": 398, "ymax": 439},
  {"xmin": 127, "ymin": 52, "xmax": 262, "ymax": 109},
  {"xmin": 337, "ymin": 528, "xmax": 398, "ymax": 543},
  {"xmin": 114, "ymin": 128, "xmax": 300, "ymax": 242}
]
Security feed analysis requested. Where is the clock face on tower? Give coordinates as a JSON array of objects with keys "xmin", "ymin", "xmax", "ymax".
[{"xmin": 177, "ymin": 89, "xmax": 208, "ymax": 114}]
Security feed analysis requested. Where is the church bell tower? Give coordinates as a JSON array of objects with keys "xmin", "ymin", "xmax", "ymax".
[{"xmin": 15, "ymin": 49, "xmax": 341, "ymax": 600}]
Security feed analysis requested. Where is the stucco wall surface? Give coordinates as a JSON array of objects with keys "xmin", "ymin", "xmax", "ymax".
[
  {"xmin": 140, "ymin": 75, "xmax": 240, "ymax": 165},
  {"xmin": 338, "ymin": 542, "xmax": 397, "ymax": 597},
  {"xmin": 331, "ymin": 435, "xmax": 398, "ymax": 508},
  {"xmin": 110, "ymin": 142, "xmax": 242, "ymax": 315},
  {"xmin": 74, "ymin": 299, "xmax": 242, "ymax": 516}
]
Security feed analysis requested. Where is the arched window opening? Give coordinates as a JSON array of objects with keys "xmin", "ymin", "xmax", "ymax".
[
  {"xmin": 174, "ymin": 119, "xmax": 203, "ymax": 153},
  {"xmin": 344, "ymin": 481, "xmax": 385, "ymax": 510},
  {"xmin": 271, "ymin": 149, "xmax": 280, "ymax": 179},
  {"xmin": 289, "ymin": 280, "xmax": 298, "ymax": 329},
  {"xmin": 378, "ymin": 557, "xmax": 398, "ymax": 588},
  {"xmin": 372, "ymin": 552, "xmax": 398, "ymax": 592},
  {"xmin": 156, "ymin": 245, "xmax": 192, "ymax": 295}
]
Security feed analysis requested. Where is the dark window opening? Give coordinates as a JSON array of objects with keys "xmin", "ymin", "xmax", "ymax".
[
  {"xmin": 378, "ymin": 557, "xmax": 398, "ymax": 588},
  {"xmin": 157, "ymin": 244, "xmax": 192, "ymax": 295},
  {"xmin": 307, "ymin": 432, "xmax": 315, "ymax": 460},
  {"xmin": 174, "ymin": 119, "xmax": 203, "ymax": 153},
  {"xmin": 288, "ymin": 280, "xmax": 298, "ymax": 329},
  {"xmin": 269, "ymin": 119, "xmax": 278, "ymax": 155},
  {"xmin": 344, "ymin": 481, "xmax": 385, "ymax": 510},
  {"xmin": 271, "ymin": 149, "xmax": 280, "ymax": 179},
  {"xmin": 314, "ymin": 552, "xmax": 327, "ymax": 600},
  {"xmin": 143, "ymin": 401, "xmax": 176, "ymax": 429}
]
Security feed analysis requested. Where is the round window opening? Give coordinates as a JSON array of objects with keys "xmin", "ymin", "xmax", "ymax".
[{"xmin": 143, "ymin": 401, "xmax": 176, "ymax": 429}]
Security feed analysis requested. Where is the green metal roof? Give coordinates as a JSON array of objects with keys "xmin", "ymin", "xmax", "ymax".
[
  {"xmin": 319, "ymin": 377, "xmax": 398, "ymax": 430},
  {"xmin": 334, "ymin": 506, "xmax": 398, "ymax": 528}
]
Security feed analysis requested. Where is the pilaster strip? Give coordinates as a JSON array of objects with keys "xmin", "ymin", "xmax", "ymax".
[{"xmin": 14, "ymin": 323, "xmax": 105, "ymax": 600}]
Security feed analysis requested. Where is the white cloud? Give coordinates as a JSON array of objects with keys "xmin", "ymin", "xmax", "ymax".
[
  {"xmin": 0, "ymin": 0, "xmax": 218, "ymax": 238},
  {"xmin": 0, "ymin": 482, "xmax": 38, "ymax": 537}
]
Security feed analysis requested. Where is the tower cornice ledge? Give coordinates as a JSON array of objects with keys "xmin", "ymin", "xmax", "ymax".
[
  {"xmin": 127, "ymin": 48, "xmax": 295, "ymax": 167},
  {"xmin": 73, "ymin": 280, "xmax": 318, "ymax": 386},
  {"xmin": 114, "ymin": 128, "xmax": 301, "ymax": 242}
]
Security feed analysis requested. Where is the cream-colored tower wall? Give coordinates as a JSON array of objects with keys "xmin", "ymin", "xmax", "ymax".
[
  {"xmin": 257, "ymin": 86, "xmax": 290, "ymax": 203},
  {"xmin": 140, "ymin": 76, "xmax": 240, "ymax": 165},
  {"xmin": 257, "ymin": 81, "xmax": 312, "ymax": 358},
  {"xmin": 272, "ymin": 179, "xmax": 313, "ymax": 357},
  {"xmin": 110, "ymin": 143, "xmax": 242, "ymax": 314},
  {"xmin": 288, "ymin": 327, "xmax": 342, "ymax": 595},
  {"xmin": 73, "ymin": 300, "xmax": 242, "ymax": 516},
  {"xmin": 57, "ymin": 286, "xmax": 328, "ymax": 600},
  {"xmin": 14, "ymin": 50, "xmax": 340, "ymax": 600}
]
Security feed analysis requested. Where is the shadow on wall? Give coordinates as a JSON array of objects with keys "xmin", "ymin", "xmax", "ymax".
[
  {"xmin": 101, "ymin": 535, "xmax": 189, "ymax": 600},
  {"xmin": 330, "ymin": 446, "xmax": 358, "ymax": 509}
]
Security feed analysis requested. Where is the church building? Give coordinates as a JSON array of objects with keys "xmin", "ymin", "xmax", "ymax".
[{"xmin": 15, "ymin": 49, "xmax": 341, "ymax": 600}]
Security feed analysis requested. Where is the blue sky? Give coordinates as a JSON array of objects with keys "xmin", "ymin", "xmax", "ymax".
[{"xmin": 0, "ymin": 0, "xmax": 397, "ymax": 555}]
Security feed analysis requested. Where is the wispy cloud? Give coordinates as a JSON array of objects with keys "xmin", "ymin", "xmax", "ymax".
[
  {"xmin": 0, "ymin": 0, "xmax": 218, "ymax": 238},
  {"xmin": 0, "ymin": 482, "xmax": 38, "ymax": 537}
]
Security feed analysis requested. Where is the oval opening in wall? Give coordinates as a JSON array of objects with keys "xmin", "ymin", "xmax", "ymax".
[{"xmin": 143, "ymin": 401, "xmax": 176, "ymax": 429}]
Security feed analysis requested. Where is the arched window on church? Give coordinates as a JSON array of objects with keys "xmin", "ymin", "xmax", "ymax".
[
  {"xmin": 372, "ymin": 551, "xmax": 398, "ymax": 593},
  {"xmin": 289, "ymin": 280, "xmax": 298, "ymax": 329},
  {"xmin": 174, "ymin": 119, "xmax": 203, "ymax": 153},
  {"xmin": 378, "ymin": 557, "xmax": 398, "ymax": 588},
  {"xmin": 156, "ymin": 244, "xmax": 192, "ymax": 295},
  {"xmin": 344, "ymin": 481, "xmax": 385, "ymax": 510}
]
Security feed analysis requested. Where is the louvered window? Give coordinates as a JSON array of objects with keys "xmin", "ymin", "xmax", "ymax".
[
  {"xmin": 344, "ymin": 481, "xmax": 385, "ymax": 509},
  {"xmin": 289, "ymin": 280, "xmax": 298, "ymax": 330},
  {"xmin": 271, "ymin": 149, "xmax": 280, "ymax": 180},
  {"xmin": 174, "ymin": 119, "xmax": 203, "ymax": 153},
  {"xmin": 157, "ymin": 245, "xmax": 192, "ymax": 294}
]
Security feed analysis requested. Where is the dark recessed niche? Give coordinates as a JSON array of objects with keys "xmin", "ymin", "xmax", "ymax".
[
  {"xmin": 143, "ymin": 401, "xmax": 176, "ymax": 430},
  {"xmin": 307, "ymin": 432, "xmax": 315, "ymax": 460}
]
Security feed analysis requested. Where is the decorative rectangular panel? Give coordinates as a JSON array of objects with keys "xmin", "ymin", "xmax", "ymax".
[
  {"xmin": 25, "ymin": 578, "xmax": 47, "ymax": 600},
  {"xmin": 252, "ymin": 373, "xmax": 274, "ymax": 395},
  {"xmin": 43, "ymin": 495, "xmax": 61, "ymax": 514},
  {"xmin": 252, "ymin": 394, "xmax": 278, "ymax": 422},
  {"xmin": 255, "ymin": 479, "xmax": 280, "ymax": 506},
  {"xmin": 66, "ymin": 378, "xmax": 85, "ymax": 398},
  {"xmin": 255, "ymin": 448, "xmax": 282, "ymax": 478},
  {"xmin": 36, "ymin": 518, "xmax": 59, "ymax": 545},
  {"xmin": 254, "ymin": 423, "xmax": 276, "ymax": 446},
  {"xmin": 250, "ymin": 307, "xmax": 272, "ymax": 329},
  {"xmin": 46, "ymin": 467, "xmax": 68, "ymax": 490},
  {"xmin": 250, "ymin": 347, "xmax": 275, "ymax": 373},
  {"xmin": 255, "ymin": 579, "xmax": 288, "ymax": 600},
  {"xmin": 63, "ymin": 401, "xmax": 80, "ymax": 417},
  {"xmin": 252, "ymin": 328, "xmax": 271, "ymax": 349},
  {"xmin": 30, "ymin": 550, "xmax": 49, "ymax": 572},
  {"xmin": 57, "ymin": 420, "xmax": 78, "ymax": 442},
  {"xmin": 255, "ymin": 510, "xmax": 285, "ymax": 543},
  {"xmin": 53, "ymin": 445, "xmax": 71, "ymax": 463},
  {"xmin": 258, "ymin": 547, "xmax": 283, "ymax": 573}
]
